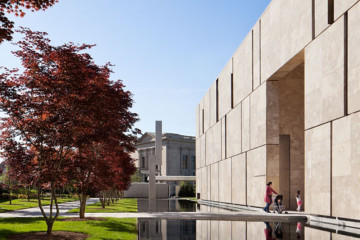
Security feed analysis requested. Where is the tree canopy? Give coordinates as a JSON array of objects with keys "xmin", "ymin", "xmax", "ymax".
[
  {"xmin": 0, "ymin": 0, "xmax": 58, "ymax": 43},
  {"xmin": 0, "ymin": 28, "xmax": 139, "ymax": 234}
]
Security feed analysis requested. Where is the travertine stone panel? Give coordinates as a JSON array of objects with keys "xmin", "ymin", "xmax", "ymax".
[
  {"xmin": 221, "ymin": 118, "xmax": 226, "ymax": 160},
  {"xmin": 226, "ymin": 103, "xmax": 242, "ymax": 157},
  {"xmin": 209, "ymin": 82, "xmax": 217, "ymax": 128},
  {"xmin": 305, "ymin": 17, "xmax": 344, "ymax": 129},
  {"xmin": 233, "ymin": 32, "xmax": 253, "ymax": 106},
  {"xmin": 203, "ymin": 90, "xmax": 210, "ymax": 132},
  {"xmin": 332, "ymin": 233, "xmax": 360, "ymax": 240},
  {"xmin": 242, "ymin": 96, "xmax": 250, "ymax": 152},
  {"xmin": 201, "ymin": 167, "xmax": 208, "ymax": 200},
  {"xmin": 218, "ymin": 60, "xmax": 232, "ymax": 119},
  {"xmin": 200, "ymin": 134, "xmax": 206, "ymax": 168},
  {"xmin": 305, "ymin": 227, "xmax": 331, "ymax": 240},
  {"xmin": 315, "ymin": 0, "xmax": 330, "ymax": 37},
  {"xmin": 247, "ymin": 146, "xmax": 266, "ymax": 207},
  {"xmin": 232, "ymin": 221, "xmax": 246, "ymax": 240},
  {"xmin": 207, "ymin": 165, "xmax": 211, "ymax": 201},
  {"xmin": 305, "ymin": 123, "xmax": 331, "ymax": 215},
  {"xmin": 247, "ymin": 222, "xmax": 265, "ymax": 240},
  {"xmin": 219, "ymin": 158, "xmax": 232, "ymax": 203},
  {"xmin": 206, "ymin": 122, "xmax": 221, "ymax": 164},
  {"xmin": 196, "ymin": 169, "xmax": 201, "ymax": 195},
  {"xmin": 250, "ymin": 83, "xmax": 266, "ymax": 149},
  {"xmin": 266, "ymin": 145, "xmax": 280, "ymax": 193},
  {"xmin": 334, "ymin": 0, "xmax": 359, "ymax": 20},
  {"xmin": 211, "ymin": 220, "xmax": 219, "ymax": 240},
  {"xmin": 266, "ymin": 81, "xmax": 279, "ymax": 144},
  {"xmin": 196, "ymin": 104, "xmax": 200, "ymax": 139},
  {"xmin": 348, "ymin": 2, "xmax": 360, "ymax": 114},
  {"xmin": 232, "ymin": 153, "xmax": 246, "ymax": 205},
  {"xmin": 332, "ymin": 112, "xmax": 360, "ymax": 219},
  {"xmin": 213, "ymin": 122, "xmax": 222, "ymax": 163},
  {"xmin": 219, "ymin": 221, "xmax": 231, "ymax": 240},
  {"xmin": 199, "ymin": 220, "xmax": 208, "ymax": 239},
  {"xmin": 210, "ymin": 163, "xmax": 219, "ymax": 201},
  {"xmin": 196, "ymin": 139, "xmax": 200, "ymax": 169},
  {"xmin": 253, "ymin": 21, "xmax": 261, "ymax": 89},
  {"xmin": 261, "ymin": 0, "xmax": 312, "ymax": 82},
  {"xmin": 196, "ymin": 220, "xmax": 202, "ymax": 239}
]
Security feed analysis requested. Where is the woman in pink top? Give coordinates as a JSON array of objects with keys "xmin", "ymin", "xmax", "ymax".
[{"xmin": 263, "ymin": 181, "xmax": 278, "ymax": 213}]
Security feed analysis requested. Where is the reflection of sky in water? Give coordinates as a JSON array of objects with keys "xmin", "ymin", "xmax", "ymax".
[{"xmin": 135, "ymin": 200, "xmax": 360, "ymax": 239}]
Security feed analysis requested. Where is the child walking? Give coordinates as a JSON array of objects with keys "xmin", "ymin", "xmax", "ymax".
[{"xmin": 296, "ymin": 190, "xmax": 302, "ymax": 212}]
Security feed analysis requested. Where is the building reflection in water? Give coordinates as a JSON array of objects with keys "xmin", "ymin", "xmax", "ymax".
[
  {"xmin": 135, "ymin": 201, "xmax": 360, "ymax": 239},
  {"xmin": 137, "ymin": 219, "xmax": 196, "ymax": 240},
  {"xmin": 137, "ymin": 218, "xmax": 360, "ymax": 240}
]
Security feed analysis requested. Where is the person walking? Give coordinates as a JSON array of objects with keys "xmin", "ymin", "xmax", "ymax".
[
  {"xmin": 264, "ymin": 182, "xmax": 278, "ymax": 213},
  {"xmin": 296, "ymin": 190, "xmax": 302, "ymax": 212}
]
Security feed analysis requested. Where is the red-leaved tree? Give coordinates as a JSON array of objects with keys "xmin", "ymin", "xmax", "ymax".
[
  {"xmin": 0, "ymin": 28, "xmax": 138, "ymax": 234},
  {"xmin": 0, "ymin": 0, "xmax": 58, "ymax": 43}
]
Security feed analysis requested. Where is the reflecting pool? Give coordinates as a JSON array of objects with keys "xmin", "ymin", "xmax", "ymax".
[
  {"xmin": 137, "ymin": 219, "xmax": 360, "ymax": 240},
  {"xmin": 135, "ymin": 199, "xmax": 360, "ymax": 239}
]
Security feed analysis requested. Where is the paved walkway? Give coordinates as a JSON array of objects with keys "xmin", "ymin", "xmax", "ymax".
[
  {"xmin": 64, "ymin": 211, "xmax": 307, "ymax": 222},
  {"xmin": 0, "ymin": 198, "xmax": 99, "ymax": 218},
  {"xmin": 0, "ymin": 198, "xmax": 307, "ymax": 222}
]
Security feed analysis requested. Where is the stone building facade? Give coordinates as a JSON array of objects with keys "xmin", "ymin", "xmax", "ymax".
[
  {"xmin": 196, "ymin": 0, "xmax": 360, "ymax": 220},
  {"xmin": 134, "ymin": 132, "xmax": 196, "ymax": 195}
]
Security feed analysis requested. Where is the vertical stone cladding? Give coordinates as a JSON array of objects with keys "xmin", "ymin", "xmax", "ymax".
[
  {"xmin": 232, "ymin": 222, "xmax": 246, "ymax": 239},
  {"xmin": 218, "ymin": 59, "xmax": 232, "ymax": 120},
  {"xmin": 305, "ymin": 123, "xmax": 331, "ymax": 216},
  {"xmin": 219, "ymin": 158, "xmax": 232, "ymax": 203},
  {"xmin": 253, "ymin": 21, "xmax": 261, "ymax": 89},
  {"xmin": 314, "ymin": 0, "xmax": 330, "ymax": 37},
  {"xmin": 195, "ymin": 0, "xmax": 360, "ymax": 221},
  {"xmin": 231, "ymin": 153, "xmax": 246, "ymax": 205},
  {"xmin": 226, "ymin": 103, "xmax": 242, "ymax": 157},
  {"xmin": 305, "ymin": 16, "xmax": 345, "ymax": 130},
  {"xmin": 261, "ymin": 0, "xmax": 312, "ymax": 82},
  {"xmin": 334, "ymin": 0, "xmax": 360, "ymax": 20},
  {"xmin": 332, "ymin": 112, "xmax": 360, "ymax": 219},
  {"xmin": 233, "ymin": 32, "xmax": 253, "ymax": 107},
  {"xmin": 348, "ymin": 2, "xmax": 360, "ymax": 114}
]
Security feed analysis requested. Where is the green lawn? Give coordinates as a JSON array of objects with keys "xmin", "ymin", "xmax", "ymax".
[
  {"xmin": 68, "ymin": 198, "xmax": 137, "ymax": 213},
  {"xmin": 0, "ymin": 198, "xmax": 79, "ymax": 213},
  {"xmin": 0, "ymin": 217, "xmax": 137, "ymax": 240}
]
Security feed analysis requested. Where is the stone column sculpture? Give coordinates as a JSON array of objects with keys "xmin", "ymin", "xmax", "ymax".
[{"xmin": 149, "ymin": 121, "xmax": 162, "ymax": 211}]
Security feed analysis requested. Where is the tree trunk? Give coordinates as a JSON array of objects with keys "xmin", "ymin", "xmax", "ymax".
[
  {"xmin": 99, "ymin": 191, "xmax": 106, "ymax": 208},
  {"xmin": 79, "ymin": 192, "xmax": 87, "ymax": 219},
  {"xmin": 37, "ymin": 183, "xmax": 60, "ymax": 236},
  {"xmin": 46, "ymin": 220, "xmax": 54, "ymax": 235},
  {"xmin": 27, "ymin": 187, "xmax": 31, "ymax": 202}
]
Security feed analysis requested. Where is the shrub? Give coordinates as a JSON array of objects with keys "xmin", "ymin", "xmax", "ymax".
[{"xmin": 178, "ymin": 182, "xmax": 195, "ymax": 197}]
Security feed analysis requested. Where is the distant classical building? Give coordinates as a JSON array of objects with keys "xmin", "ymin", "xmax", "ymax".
[
  {"xmin": 196, "ymin": 0, "xmax": 360, "ymax": 222},
  {"xmin": 133, "ymin": 132, "xmax": 196, "ymax": 195}
]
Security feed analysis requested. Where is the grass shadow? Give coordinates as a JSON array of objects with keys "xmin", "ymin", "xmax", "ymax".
[{"xmin": 87, "ymin": 218, "xmax": 137, "ymax": 235}]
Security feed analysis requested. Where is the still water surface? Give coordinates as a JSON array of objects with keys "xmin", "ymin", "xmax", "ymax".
[{"xmin": 136, "ymin": 199, "xmax": 360, "ymax": 240}]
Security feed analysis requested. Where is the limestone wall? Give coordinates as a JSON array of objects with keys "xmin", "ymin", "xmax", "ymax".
[{"xmin": 196, "ymin": 0, "xmax": 360, "ymax": 220}]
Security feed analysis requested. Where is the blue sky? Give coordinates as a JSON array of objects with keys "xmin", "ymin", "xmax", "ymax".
[{"xmin": 0, "ymin": 0, "xmax": 270, "ymax": 136}]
